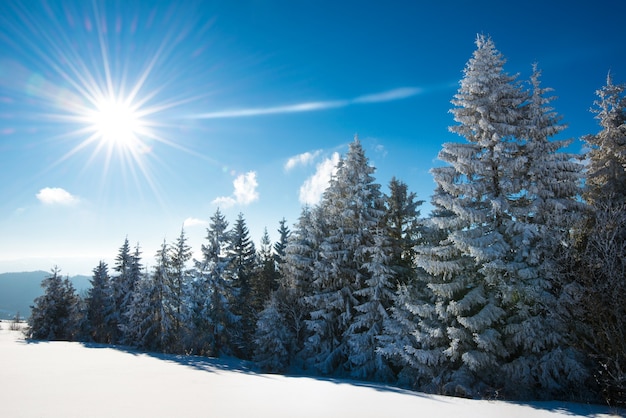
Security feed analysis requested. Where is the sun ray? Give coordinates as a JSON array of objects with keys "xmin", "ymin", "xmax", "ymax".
[{"xmin": 0, "ymin": 1, "xmax": 231, "ymax": 205}]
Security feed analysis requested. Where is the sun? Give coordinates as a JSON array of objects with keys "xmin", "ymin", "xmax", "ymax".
[{"xmin": 87, "ymin": 96, "xmax": 144, "ymax": 150}]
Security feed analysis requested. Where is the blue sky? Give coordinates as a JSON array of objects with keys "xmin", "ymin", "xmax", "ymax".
[{"xmin": 1, "ymin": 0, "xmax": 625, "ymax": 275}]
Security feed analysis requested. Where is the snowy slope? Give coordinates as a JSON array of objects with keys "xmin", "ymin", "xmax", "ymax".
[{"xmin": 0, "ymin": 323, "xmax": 621, "ymax": 418}]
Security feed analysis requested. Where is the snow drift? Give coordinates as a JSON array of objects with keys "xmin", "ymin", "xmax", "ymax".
[{"xmin": 0, "ymin": 323, "xmax": 621, "ymax": 418}]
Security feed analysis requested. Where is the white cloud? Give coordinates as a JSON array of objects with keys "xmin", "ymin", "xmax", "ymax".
[
  {"xmin": 299, "ymin": 152, "xmax": 340, "ymax": 205},
  {"xmin": 352, "ymin": 87, "xmax": 422, "ymax": 104},
  {"xmin": 195, "ymin": 100, "xmax": 346, "ymax": 119},
  {"xmin": 183, "ymin": 217, "xmax": 208, "ymax": 228},
  {"xmin": 212, "ymin": 171, "xmax": 259, "ymax": 208},
  {"xmin": 192, "ymin": 87, "xmax": 422, "ymax": 120},
  {"xmin": 285, "ymin": 150, "xmax": 322, "ymax": 171},
  {"xmin": 36, "ymin": 187, "xmax": 79, "ymax": 206}
]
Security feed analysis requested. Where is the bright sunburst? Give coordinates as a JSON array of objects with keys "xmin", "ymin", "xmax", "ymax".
[
  {"xmin": 0, "ymin": 1, "xmax": 218, "ymax": 201},
  {"xmin": 59, "ymin": 82, "xmax": 160, "ymax": 190},
  {"xmin": 87, "ymin": 96, "xmax": 143, "ymax": 150}
]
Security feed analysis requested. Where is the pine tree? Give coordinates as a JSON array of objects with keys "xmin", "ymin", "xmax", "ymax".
[
  {"xmin": 85, "ymin": 261, "xmax": 115, "ymax": 343},
  {"xmin": 254, "ymin": 294, "xmax": 293, "ymax": 373},
  {"xmin": 413, "ymin": 35, "xmax": 528, "ymax": 396},
  {"xmin": 118, "ymin": 244, "xmax": 147, "ymax": 346},
  {"xmin": 563, "ymin": 74, "xmax": 626, "ymax": 405},
  {"xmin": 383, "ymin": 178, "xmax": 424, "ymax": 285},
  {"xmin": 377, "ymin": 181, "xmax": 434, "ymax": 387},
  {"xmin": 278, "ymin": 206, "xmax": 322, "ymax": 359},
  {"xmin": 169, "ymin": 227, "xmax": 193, "ymax": 352},
  {"xmin": 227, "ymin": 213, "xmax": 257, "ymax": 358},
  {"xmin": 348, "ymin": 229, "xmax": 396, "ymax": 381},
  {"xmin": 583, "ymin": 73, "xmax": 626, "ymax": 207},
  {"xmin": 123, "ymin": 273, "xmax": 156, "ymax": 349},
  {"xmin": 111, "ymin": 238, "xmax": 142, "ymax": 342},
  {"xmin": 305, "ymin": 137, "xmax": 393, "ymax": 378},
  {"xmin": 498, "ymin": 64, "xmax": 586, "ymax": 398},
  {"xmin": 398, "ymin": 201, "xmax": 476, "ymax": 393},
  {"xmin": 190, "ymin": 209, "xmax": 239, "ymax": 356},
  {"xmin": 153, "ymin": 240, "xmax": 175, "ymax": 351},
  {"xmin": 28, "ymin": 266, "xmax": 81, "ymax": 341},
  {"xmin": 252, "ymin": 228, "xmax": 279, "ymax": 314},
  {"xmin": 274, "ymin": 218, "xmax": 291, "ymax": 267}
]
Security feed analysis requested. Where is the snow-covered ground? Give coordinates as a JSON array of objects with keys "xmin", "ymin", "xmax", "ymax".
[{"xmin": 0, "ymin": 322, "xmax": 622, "ymax": 418}]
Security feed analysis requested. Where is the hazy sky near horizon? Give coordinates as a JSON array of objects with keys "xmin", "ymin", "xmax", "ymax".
[{"xmin": 1, "ymin": 0, "xmax": 625, "ymax": 276}]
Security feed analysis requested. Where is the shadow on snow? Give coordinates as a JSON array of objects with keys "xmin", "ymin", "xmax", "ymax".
[{"xmin": 22, "ymin": 337, "xmax": 624, "ymax": 417}]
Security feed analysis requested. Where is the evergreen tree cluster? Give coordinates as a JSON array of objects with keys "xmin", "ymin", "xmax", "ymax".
[{"xmin": 27, "ymin": 35, "xmax": 626, "ymax": 405}]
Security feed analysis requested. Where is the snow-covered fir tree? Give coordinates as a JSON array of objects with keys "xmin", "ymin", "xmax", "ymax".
[
  {"xmin": 28, "ymin": 266, "xmax": 81, "ymax": 341},
  {"xmin": 497, "ymin": 64, "xmax": 586, "ymax": 398},
  {"xmin": 386, "ymin": 199, "xmax": 474, "ymax": 392},
  {"xmin": 253, "ymin": 293, "xmax": 293, "ymax": 373},
  {"xmin": 383, "ymin": 177, "xmax": 424, "ymax": 287},
  {"xmin": 169, "ymin": 227, "xmax": 193, "ymax": 352},
  {"xmin": 85, "ymin": 261, "xmax": 116, "ymax": 344},
  {"xmin": 377, "ymin": 181, "xmax": 436, "ymax": 388},
  {"xmin": 124, "ymin": 241, "xmax": 176, "ymax": 352},
  {"xmin": 274, "ymin": 218, "xmax": 291, "ymax": 267},
  {"xmin": 123, "ymin": 271, "xmax": 158, "ymax": 350},
  {"xmin": 251, "ymin": 228, "xmax": 279, "ymax": 314},
  {"xmin": 562, "ymin": 74, "xmax": 626, "ymax": 405},
  {"xmin": 413, "ymin": 35, "xmax": 529, "ymax": 396},
  {"xmin": 123, "ymin": 244, "xmax": 174, "ymax": 351},
  {"xmin": 348, "ymin": 228, "xmax": 396, "ymax": 381},
  {"xmin": 111, "ymin": 239, "xmax": 143, "ymax": 343},
  {"xmin": 305, "ymin": 137, "xmax": 394, "ymax": 378},
  {"xmin": 190, "ymin": 209, "xmax": 239, "ymax": 356},
  {"xmin": 277, "ymin": 206, "xmax": 322, "ymax": 359},
  {"xmin": 228, "ymin": 213, "xmax": 257, "ymax": 358},
  {"xmin": 151, "ymin": 240, "xmax": 176, "ymax": 351},
  {"xmin": 583, "ymin": 73, "xmax": 626, "ymax": 206}
]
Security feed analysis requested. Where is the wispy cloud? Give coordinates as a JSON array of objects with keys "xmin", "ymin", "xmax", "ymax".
[
  {"xmin": 36, "ymin": 187, "xmax": 79, "ymax": 206},
  {"xmin": 374, "ymin": 144, "xmax": 388, "ymax": 157},
  {"xmin": 192, "ymin": 87, "xmax": 422, "ymax": 119},
  {"xmin": 352, "ymin": 87, "xmax": 422, "ymax": 104},
  {"xmin": 285, "ymin": 150, "xmax": 322, "ymax": 171},
  {"xmin": 212, "ymin": 171, "xmax": 259, "ymax": 208},
  {"xmin": 299, "ymin": 152, "xmax": 340, "ymax": 205},
  {"xmin": 183, "ymin": 217, "xmax": 208, "ymax": 228}
]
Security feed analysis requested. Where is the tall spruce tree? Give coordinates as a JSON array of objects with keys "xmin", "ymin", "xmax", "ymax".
[
  {"xmin": 497, "ymin": 64, "xmax": 586, "ymax": 397},
  {"xmin": 111, "ymin": 238, "xmax": 143, "ymax": 343},
  {"xmin": 377, "ymin": 180, "xmax": 433, "ymax": 387},
  {"xmin": 85, "ymin": 261, "xmax": 115, "ymax": 343},
  {"xmin": 348, "ymin": 228, "xmax": 396, "ymax": 381},
  {"xmin": 383, "ymin": 177, "xmax": 424, "ymax": 287},
  {"xmin": 274, "ymin": 218, "xmax": 291, "ymax": 267},
  {"xmin": 252, "ymin": 228, "xmax": 278, "ymax": 314},
  {"xmin": 124, "ymin": 272, "xmax": 159, "ymax": 350},
  {"xmin": 190, "ymin": 209, "xmax": 238, "ymax": 356},
  {"xmin": 413, "ymin": 35, "xmax": 528, "ymax": 396},
  {"xmin": 564, "ymin": 74, "xmax": 626, "ymax": 405},
  {"xmin": 151, "ymin": 240, "xmax": 176, "ymax": 351},
  {"xmin": 228, "ymin": 213, "xmax": 257, "ymax": 358},
  {"xmin": 305, "ymin": 137, "xmax": 393, "ymax": 377},
  {"xmin": 169, "ymin": 227, "xmax": 193, "ymax": 352},
  {"xmin": 387, "ymin": 198, "xmax": 474, "ymax": 392},
  {"xmin": 277, "ymin": 206, "xmax": 322, "ymax": 359},
  {"xmin": 583, "ymin": 73, "xmax": 626, "ymax": 206}
]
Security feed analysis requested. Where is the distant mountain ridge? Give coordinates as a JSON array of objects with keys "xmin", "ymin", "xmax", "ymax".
[{"xmin": 0, "ymin": 271, "xmax": 91, "ymax": 320}]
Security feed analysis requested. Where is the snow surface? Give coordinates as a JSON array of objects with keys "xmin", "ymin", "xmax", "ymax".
[{"xmin": 0, "ymin": 322, "xmax": 622, "ymax": 418}]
